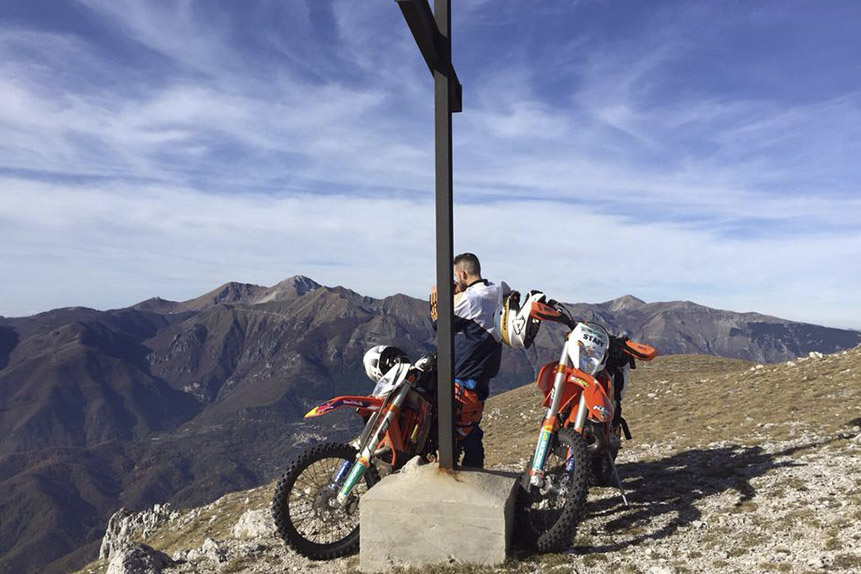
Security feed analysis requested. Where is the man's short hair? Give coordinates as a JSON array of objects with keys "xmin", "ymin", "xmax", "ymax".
[{"xmin": 453, "ymin": 252, "xmax": 481, "ymax": 276}]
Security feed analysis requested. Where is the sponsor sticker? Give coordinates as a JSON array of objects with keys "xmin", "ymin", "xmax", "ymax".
[
  {"xmin": 592, "ymin": 405, "xmax": 611, "ymax": 420},
  {"xmin": 513, "ymin": 316, "xmax": 526, "ymax": 335},
  {"xmin": 531, "ymin": 427, "xmax": 553, "ymax": 472},
  {"xmin": 339, "ymin": 460, "xmax": 368, "ymax": 496},
  {"xmin": 571, "ymin": 376, "xmax": 590, "ymax": 388}
]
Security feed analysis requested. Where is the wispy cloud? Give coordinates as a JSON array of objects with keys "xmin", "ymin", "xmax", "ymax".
[{"xmin": 3, "ymin": 176, "xmax": 859, "ymax": 328}]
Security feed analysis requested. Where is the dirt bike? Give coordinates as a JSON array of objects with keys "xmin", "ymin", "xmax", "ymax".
[
  {"xmin": 271, "ymin": 354, "xmax": 437, "ymax": 560},
  {"xmin": 514, "ymin": 298, "xmax": 657, "ymax": 552}
]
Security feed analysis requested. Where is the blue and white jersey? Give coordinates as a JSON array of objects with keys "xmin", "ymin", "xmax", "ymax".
[{"xmin": 452, "ymin": 279, "xmax": 503, "ymax": 395}]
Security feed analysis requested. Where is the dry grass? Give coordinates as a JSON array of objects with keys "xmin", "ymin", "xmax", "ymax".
[
  {"xmin": 145, "ymin": 482, "xmax": 275, "ymax": 556},
  {"xmin": 833, "ymin": 553, "xmax": 861, "ymax": 570},
  {"xmin": 483, "ymin": 347, "xmax": 861, "ymax": 466}
]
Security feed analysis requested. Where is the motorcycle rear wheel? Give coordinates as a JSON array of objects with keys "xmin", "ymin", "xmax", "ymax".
[
  {"xmin": 272, "ymin": 442, "xmax": 380, "ymax": 560},
  {"xmin": 515, "ymin": 428, "xmax": 589, "ymax": 552}
]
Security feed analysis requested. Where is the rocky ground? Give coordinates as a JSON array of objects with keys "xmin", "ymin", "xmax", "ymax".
[{"xmin": 76, "ymin": 346, "xmax": 861, "ymax": 574}]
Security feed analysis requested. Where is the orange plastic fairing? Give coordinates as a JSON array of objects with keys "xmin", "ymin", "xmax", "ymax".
[
  {"xmin": 535, "ymin": 361, "xmax": 558, "ymax": 396},
  {"xmin": 304, "ymin": 395, "xmax": 383, "ymax": 418},
  {"xmin": 530, "ymin": 301, "xmax": 565, "ymax": 322},
  {"xmin": 622, "ymin": 340, "xmax": 658, "ymax": 361},
  {"xmin": 535, "ymin": 362, "xmax": 604, "ymax": 415}
]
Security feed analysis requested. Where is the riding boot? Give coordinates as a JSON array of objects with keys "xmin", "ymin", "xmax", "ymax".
[{"xmin": 458, "ymin": 425, "xmax": 484, "ymax": 468}]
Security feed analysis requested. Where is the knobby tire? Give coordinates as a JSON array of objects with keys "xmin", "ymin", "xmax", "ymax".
[
  {"xmin": 515, "ymin": 428, "xmax": 589, "ymax": 553},
  {"xmin": 271, "ymin": 441, "xmax": 380, "ymax": 560}
]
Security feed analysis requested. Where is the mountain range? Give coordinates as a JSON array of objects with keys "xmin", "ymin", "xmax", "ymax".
[{"xmin": 1, "ymin": 276, "xmax": 859, "ymax": 574}]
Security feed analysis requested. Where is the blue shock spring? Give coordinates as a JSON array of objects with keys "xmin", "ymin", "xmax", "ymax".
[
  {"xmin": 565, "ymin": 448, "xmax": 576, "ymax": 473},
  {"xmin": 332, "ymin": 460, "xmax": 352, "ymax": 486}
]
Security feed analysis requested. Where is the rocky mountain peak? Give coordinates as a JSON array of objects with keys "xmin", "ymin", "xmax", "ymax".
[
  {"xmin": 132, "ymin": 297, "xmax": 181, "ymax": 313},
  {"xmin": 253, "ymin": 276, "xmax": 322, "ymax": 304},
  {"xmin": 605, "ymin": 294, "xmax": 647, "ymax": 312},
  {"xmin": 279, "ymin": 275, "xmax": 321, "ymax": 296},
  {"xmin": 211, "ymin": 282, "xmax": 264, "ymax": 303},
  {"xmin": 178, "ymin": 282, "xmax": 267, "ymax": 311}
]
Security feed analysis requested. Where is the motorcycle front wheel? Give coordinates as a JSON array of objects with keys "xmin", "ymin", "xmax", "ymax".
[
  {"xmin": 515, "ymin": 428, "xmax": 589, "ymax": 552},
  {"xmin": 271, "ymin": 442, "xmax": 380, "ymax": 560}
]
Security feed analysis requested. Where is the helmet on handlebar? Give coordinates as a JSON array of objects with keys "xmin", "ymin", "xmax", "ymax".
[
  {"xmin": 499, "ymin": 290, "xmax": 547, "ymax": 349},
  {"xmin": 363, "ymin": 345, "xmax": 411, "ymax": 383}
]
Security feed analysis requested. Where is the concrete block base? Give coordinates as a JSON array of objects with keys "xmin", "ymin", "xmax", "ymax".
[{"xmin": 359, "ymin": 458, "xmax": 518, "ymax": 573}]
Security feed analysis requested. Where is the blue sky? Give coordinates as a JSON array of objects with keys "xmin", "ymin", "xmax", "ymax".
[{"xmin": 1, "ymin": 0, "xmax": 860, "ymax": 329}]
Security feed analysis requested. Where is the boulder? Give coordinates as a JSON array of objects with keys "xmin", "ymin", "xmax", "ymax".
[
  {"xmin": 231, "ymin": 509, "xmax": 276, "ymax": 540},
  {"xmin": 106, "ymin": 543, "xmax": 173, "ymax": 574}
]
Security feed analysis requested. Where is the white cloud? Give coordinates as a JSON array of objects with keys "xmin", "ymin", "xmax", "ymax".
[{"xmin": 2, "ymin": 179, "xmax": 859, "ymax": 328}]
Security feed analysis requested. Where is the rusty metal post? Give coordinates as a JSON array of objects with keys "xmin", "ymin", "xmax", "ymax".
[
  {"xmin": 433, "ymin": 0, "xmax": 455, "ymax": 469},
  {"xmin": 396, "ymin": 0, "xmax": 461, "ymax": 469}
]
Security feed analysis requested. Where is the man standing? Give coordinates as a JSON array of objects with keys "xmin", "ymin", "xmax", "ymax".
[{"xmin": 430, "ymin": 253, "xmax": 503, "ymax": 468}]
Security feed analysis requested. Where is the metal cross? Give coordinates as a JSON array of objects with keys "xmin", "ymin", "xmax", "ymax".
[{"xmin": 396, "ymin": 0, "xmax": 462, "ymax": 470}]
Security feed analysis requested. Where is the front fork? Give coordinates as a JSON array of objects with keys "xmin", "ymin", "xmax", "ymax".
[
  {"xmin": 528, "ymin": 421, "xmax": 558, "ymax": 489},
  {"xmin": 335, "ymin": 384, "xmax": 410, "ymax": 505},
  {"xmin": 528, "ymin": 346, "xmax": 583, "ymax": 490}
]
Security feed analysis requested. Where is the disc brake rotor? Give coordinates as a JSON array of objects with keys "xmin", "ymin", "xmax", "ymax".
[{"xmin": 313, "ymin": 489, "xmax": 342, "ymax": 523}]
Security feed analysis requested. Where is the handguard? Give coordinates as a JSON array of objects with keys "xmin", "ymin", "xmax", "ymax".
[{"xmin": 620, "ymin": 340, "xmax": 658, "ymax": 361}]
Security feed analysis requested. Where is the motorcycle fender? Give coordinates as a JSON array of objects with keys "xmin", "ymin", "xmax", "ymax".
[
  {"xmin": 542, "ymin": 377, "xmax": 580, "ymax": 410},
  {"xmin": 580, "ymin": 381, "xmax": 614, "ymax": 423},
  {"xmin": 549, "ymin": 368, "xmax": 596, "ymax": 413},
  {"xmin": 304, "ymin": 396, "xmax": 384, "ymax": 418}
]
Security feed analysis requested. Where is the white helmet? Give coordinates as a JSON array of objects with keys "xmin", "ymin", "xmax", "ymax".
[
  {"xmin": 499, "ymin": 290, "xmax": 546, "ymax": 349},
  {"xmin": 362, "ymin": 345, "xmax": 411, "ymax": 383}
]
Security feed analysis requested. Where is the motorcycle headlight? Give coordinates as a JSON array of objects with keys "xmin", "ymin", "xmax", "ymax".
[{"xmin": 567, "ymin": 322, "xmax": 610, "ymax": 375}]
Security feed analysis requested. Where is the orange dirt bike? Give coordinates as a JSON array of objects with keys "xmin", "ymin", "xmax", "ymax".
[
  {"xmin": 271, "ymin": 351, "xmax": 437, "ymax": 560},
  {"xmin": 514, "ymin": 296, "xmax": 657, "ymax": 551}
]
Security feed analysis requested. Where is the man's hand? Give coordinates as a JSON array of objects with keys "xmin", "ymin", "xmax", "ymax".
[
  {"xmin": 429, "ymin": 286, "xmax": 438, "ymax": 321},
  {"xmin": 429, "ymin": 282, "xmax": 461, "ymax": 321}
]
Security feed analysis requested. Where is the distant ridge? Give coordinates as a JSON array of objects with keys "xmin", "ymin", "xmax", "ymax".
[{"xmin": 131, "ymin": 276, "xmax": 323, "ymax": 314}]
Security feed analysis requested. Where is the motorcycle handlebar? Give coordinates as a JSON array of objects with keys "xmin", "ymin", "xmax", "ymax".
[{"xmin": 529, "ymin": 300, "xmax": 578, "ymax": 330}]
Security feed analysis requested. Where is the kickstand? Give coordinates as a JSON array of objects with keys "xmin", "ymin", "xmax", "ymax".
[{"xmin": 607, "ymin": 452, "xmax": 630, "ymax": 507}]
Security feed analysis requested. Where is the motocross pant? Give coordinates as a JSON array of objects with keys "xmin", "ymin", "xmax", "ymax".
[{"xmin": 454, "ymin": 379, "xmax": 486, "ymax": 468}]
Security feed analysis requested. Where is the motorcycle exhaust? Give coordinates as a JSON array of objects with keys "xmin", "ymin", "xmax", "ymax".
[
  {"xmin": 373, "ymin": 446, "xmax": 392, "ymax": 457},
  {"xmin": 583, "ymin": 424, "xmax": 606, "ymax": 455}
]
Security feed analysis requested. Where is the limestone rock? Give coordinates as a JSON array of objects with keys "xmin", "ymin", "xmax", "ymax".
[
  {"xmin": 100, "ymin": 504, "xmax": 178, "ymax": 561},
  {"xmin": 100, "ymin": 508, "xmax": 134, "ymax": 561},
  {"xmin": 231, "ymin": 509, "xmax": 276, "ymax": 540},
  {"xmin": 106, "ymin": 543, "xmax": 172, "ymax": 574},
  {"xmin": 186, "ymin": 537, "xmax": 228, "ymax": 563}
]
